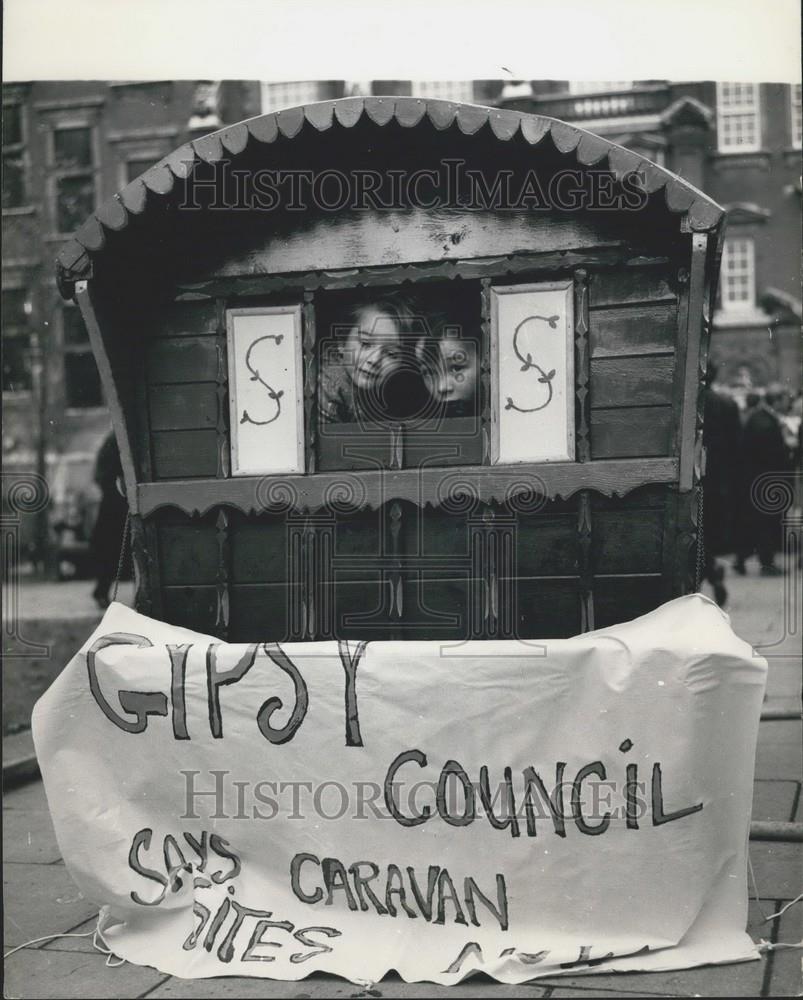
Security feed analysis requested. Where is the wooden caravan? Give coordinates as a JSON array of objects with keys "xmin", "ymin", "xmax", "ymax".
[{"xmin": 56, "ymin": 97, "xmax": 725, "ymax": 642}]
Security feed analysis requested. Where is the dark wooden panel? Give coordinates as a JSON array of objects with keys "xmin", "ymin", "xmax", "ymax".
[
  {"xmin": 514, "ymin": 578, "xmax": 581, "ymax": 639},
  {"xmin": 592, "ymin": 509, "xmax": 664, "ymax": 574},
  {"xmin": 317, "ymin": 424, "xmax": 395, "ymax": 472},
  {"xmin": 591, "ymin": 484, "xmax": 669, "ymax": 511},
  {"xmin": 228, "ymin": 583, "xmax": 298, "ymax": 642},
  {"xmin": 404, "ymin": 416, "xmax": 484, "ymax": 469},
  {"xmin": 590, "ymin": 406, "xmax": 672, "ymax": 459},
  {"xmin": 157, "ymin": 520, "xmax": 219, "ymax": 585},
  {"xmin": 593, "ymin": 576, "xmax": 664, "ymax": 629},
  {"xmin": 328, "ymin": 577, "xmax": 392, "ymax": 638},
  {"xmin": 162, "ymin": 585, "xmax": 218, "ymax": 634},
  {"xmin": 589, "ymin": 269, "xmax": 676, "ymax": 308},
  {"xmin": 148, "ymin": 383, "xmax": 218, "ymax": 430},
  {"xmin": 335, "ymin": 509, "xmax": 383, "ymax": 559},
  {"xmin": 183, "ymin": 208, "xmax": 627, "ymax": 281},
  {"xmin": 153, "ymin": 300, "xmax": 218, "ymax": 338},
  {"xmin": 229, "ymin": 517, "xmax": 291, "ymax": 584},
  {"xmin": 589, "ymin": 302, "xmax": 677, "ymax": 358},
  {"xmin": 403, "ymin": 508, "xmax": 472, "ymax": 559},
  {"xmin": 147, "ymin": 337, "xmax": 219, "ymax": 384},
  {"xmin": 515, "ymin": 515, "xmax": 578, "ymax": 577},
  {"xmin": 152, "ymin": 429, "xmax": 219, "ymax": 479},
  {"xmin": 402, "ymin": 575, "xmax": 473, "ymax": 640},
  {"xmin": 138, "ymin": 457, "xmax": 681, "ymax": 518},
  {"xmin": 590, "ymin": 356, "xmax": 675, "ymax": 409}
]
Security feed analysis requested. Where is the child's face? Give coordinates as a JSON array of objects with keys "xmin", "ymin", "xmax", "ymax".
[
  {"xmin": 343, "ymin": 306, "xmax": 403, "ymax": 391},
  {"xmin": 425, "ymin": 338, "xmax": 478, "ymax": 406}
]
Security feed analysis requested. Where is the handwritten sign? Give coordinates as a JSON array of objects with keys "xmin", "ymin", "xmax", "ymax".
[{"xmin": 32, "ymin": 595, "xmax": 764, "ymax": 985}]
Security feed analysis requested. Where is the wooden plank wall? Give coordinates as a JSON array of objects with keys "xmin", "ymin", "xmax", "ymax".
[
  {"xmin": 145, "ymin": 299, "xmax": 220, "ymax": 480},
  {"xmin": 137, "ymin": 261, "xmax": 684, "ymax": 641},
  {"xmin": 587, "ymin": 266, "xmax": 678, "ymax": 459},
  {"xmin": 149, "ymin": 487, "xmax": 670, "ymax": 642}
]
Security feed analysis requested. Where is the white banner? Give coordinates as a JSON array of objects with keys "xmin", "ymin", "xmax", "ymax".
[{"xmin": 32, "ymin": 594, "xmax": 765, "ymax": 985}]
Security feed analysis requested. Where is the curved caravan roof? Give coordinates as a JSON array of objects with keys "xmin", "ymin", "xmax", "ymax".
[{"xmin": 56, "ymin": 96, "xmax": 725, "ymax": 295}]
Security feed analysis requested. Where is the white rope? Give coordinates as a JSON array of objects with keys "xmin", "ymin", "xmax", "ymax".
[
  {"xmin": 762, "ymin": 892, "xmax": 803, "ymax": 925},
  {"xmin": 3, "ymin": 929, "xmax": 95, "ymax": 959}
]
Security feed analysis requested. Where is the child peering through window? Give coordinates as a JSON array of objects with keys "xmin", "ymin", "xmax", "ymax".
[
  {"xmin": 318, "ymin": 294, "xmax": 430, "ymax": 425},
  {"xmin": 415, "ymin": 311, "xmax": 479, "ymax": 419}
]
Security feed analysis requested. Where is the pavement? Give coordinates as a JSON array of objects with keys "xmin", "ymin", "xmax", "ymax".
[{"xmin": 3, "ymin": 563, "xmax": 801, "ymax": 998}]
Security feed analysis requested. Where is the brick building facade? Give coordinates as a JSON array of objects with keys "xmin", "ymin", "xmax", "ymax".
[
  {"xmin": 497, "ymin": 80, "xmax": 802, "ymax": 395},
  {"xmin": 2, "ymin": 78, "xmax": 800, "ymax": 564}
]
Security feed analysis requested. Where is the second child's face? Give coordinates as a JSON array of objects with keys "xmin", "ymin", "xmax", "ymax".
[
  {"xmin": 344, "ymin": 306, "xmax": 403, "ymax": 391},
  {"xmin": 426, "ymin": 339, "xmax": 478, "ymax": 406}
]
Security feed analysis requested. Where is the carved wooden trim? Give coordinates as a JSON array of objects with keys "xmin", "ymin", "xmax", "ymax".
[
  {"xmin": 573, "ymin": 269, "xmax": 591, "ymax": 462},
  {"xmin": 287, "ymin": 514, "xmax": 306, "ymax": 638},
  {"xmin": 137, "ymin": 457, "xmax": 681, "ymax": 517},
  {"xmin": 172, "ymin": 250, "xmax": 671, "ymax": 302},
  {"xmin": 304, "ymin": 511, "xmax": 335, "ymax": 639},
  {"xmin": 130, "ymin": 514, "xmax": 153, "ymax": 617},
  {"xmin": 660, "ymin": 489, "xmax": 680, "ymax": 604},
  {"xmin": 577, "ymin": 490, "xmax": 595, "ymax": 631},
  {"xmin": 57, "ymin": 97, "xmax": 725, "ymax": 289},
  {"xmin": 670, "ymin": 262, "xmax": 691, "ymax": 464},
  {"xmin": 679, "ymin": 233, "xmax": 708, "ymax": 491},
  {"xmin": 302, "ymin": 291, "xmax": 317, "ymax": 474},
  {"xmin": 215, "ymin": 298, "xmax": 230, "ymax": 478},
  {"xmin": 214, "ymin": 508, "xmax": 230, "ymax": 638},
  {"xmin": 389, "ymin": 500, "xmax": 404, "ymax": 627},
  {"xmin": 673, "ymin": 487, "xmax": 699, "ymax": 594},
  {"xmin": 74, "ymin": 280, "xmax": 140, "ymax": 514},
  {"xmin": 469, "ymin": 506, "xmax": 517, "ymax": 638},
  {"xmin": 479, "ymin": 278, "xmax": 492, "ymax": 464}
]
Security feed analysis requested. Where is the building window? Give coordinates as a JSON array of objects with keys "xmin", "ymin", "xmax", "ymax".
[
  {"xmin": 567, "ymin": 81, "xmax": 635, "ymax": 116},
  {"xmin": 2, "ymin": 288, "xmax": 32, "ymax": 392},
  {"xmin": 50, "ymin": 123, "xmax": 97, "ymax": 233},
  {"xmin": 720, "ymin": 238, "xmax": 755, "ymax": 312},
  {"xmin": 2, "ymin": 103, "xmax": 28, "ymax": 209},
  {"xmin": 716, "ymin": 83, "xmax": 761, "ymax": 153},
  {"xmin": 123, "ymin": 155, "xmax": 159, "ymax": 185},
  {"xmin": 62, "ymin": 305, "xmax": 103, "ymax": 407},
  {"xmin": 260, "ymin": 81, "xmax": 322, "ymax": 113},
  {"xmin": 189, "ymin": 81, "xmax": 221, "ymax": 131},
  {"xmin": 568, "ymin": 81, "xmax": 633, "ymax": 94},
  {"xmin": 791, "ymin": 83, "xmax": 802, "ymax": 149},
  {"xmin": 410, "ymin": 81, "xmax": 475, "ymax": 103}
]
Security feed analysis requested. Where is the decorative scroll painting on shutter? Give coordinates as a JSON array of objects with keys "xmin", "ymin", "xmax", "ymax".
[
  {"xmin": 227, "ymin": 305, "xmax": 304, "ymax": 475},
  {"xmin": 490, "ymin": 281, "xmax": 575, "ymax": 464}
]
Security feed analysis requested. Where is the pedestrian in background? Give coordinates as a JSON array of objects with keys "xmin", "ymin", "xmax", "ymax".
[
  {"xmin": 90, "ymin": 431, "xmax": 128, "ymax": 609},
  {"xmin": 734, "ymin": 387, "xmax": 791, "ymax": 576}
]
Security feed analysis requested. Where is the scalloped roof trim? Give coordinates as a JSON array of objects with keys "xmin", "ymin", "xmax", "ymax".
[{"xmin": 57, "ymin": 96, "xmax": 725, "ymax": 282}]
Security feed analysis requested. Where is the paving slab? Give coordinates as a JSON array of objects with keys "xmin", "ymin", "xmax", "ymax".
[
  {"xmin": 761, "ymin": 663, "xmax": 803, "ymax": 701},
  {"xmin": 3, "ymin": 780, "xmax": 53, "ymax": 812},
  {"xmin": 1, "ymin": 947, "xmax": 167, "ymax": 999},
  {"xmin": 146, "ymin": 972, "xmax": 551, "ymax": 998},
  {"xmin": 751, "ymin": 780, "xmax": 799, "ymax": 824},
  {"xmin": 3, "ymin": 861, "xmax": 97, "ymax": 948},
  {"xmin": 545, "ymin": 988, "xmax": 678, "ymax": 998},
  {"xmin": 539, "ymin": 899, "xmax": 769, "ymax": 998},
  {"xmin": 767, "ymin": 897, "xmax": 803, "ymax": 996},
  {"xmin": 757, "ymin": 719, "xmax": 803, "ymax": 746},
  {"xmin": 2, "ymin": 729, "xmax": 40, "ymax": 785},
  {"xmin": 2, "ymin": 787, "xmax": 62, "ymax": 863},
  {"xmin": 40, "ymin": 915, "xmax": 100, "ymax": 954},
  {"xmin": 748, "ymin": 841, "xmax": 803, "ymax": 900},
  {"xmin": 754, "ymin": 742, "xmax": 803, "ymax": 781}
]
